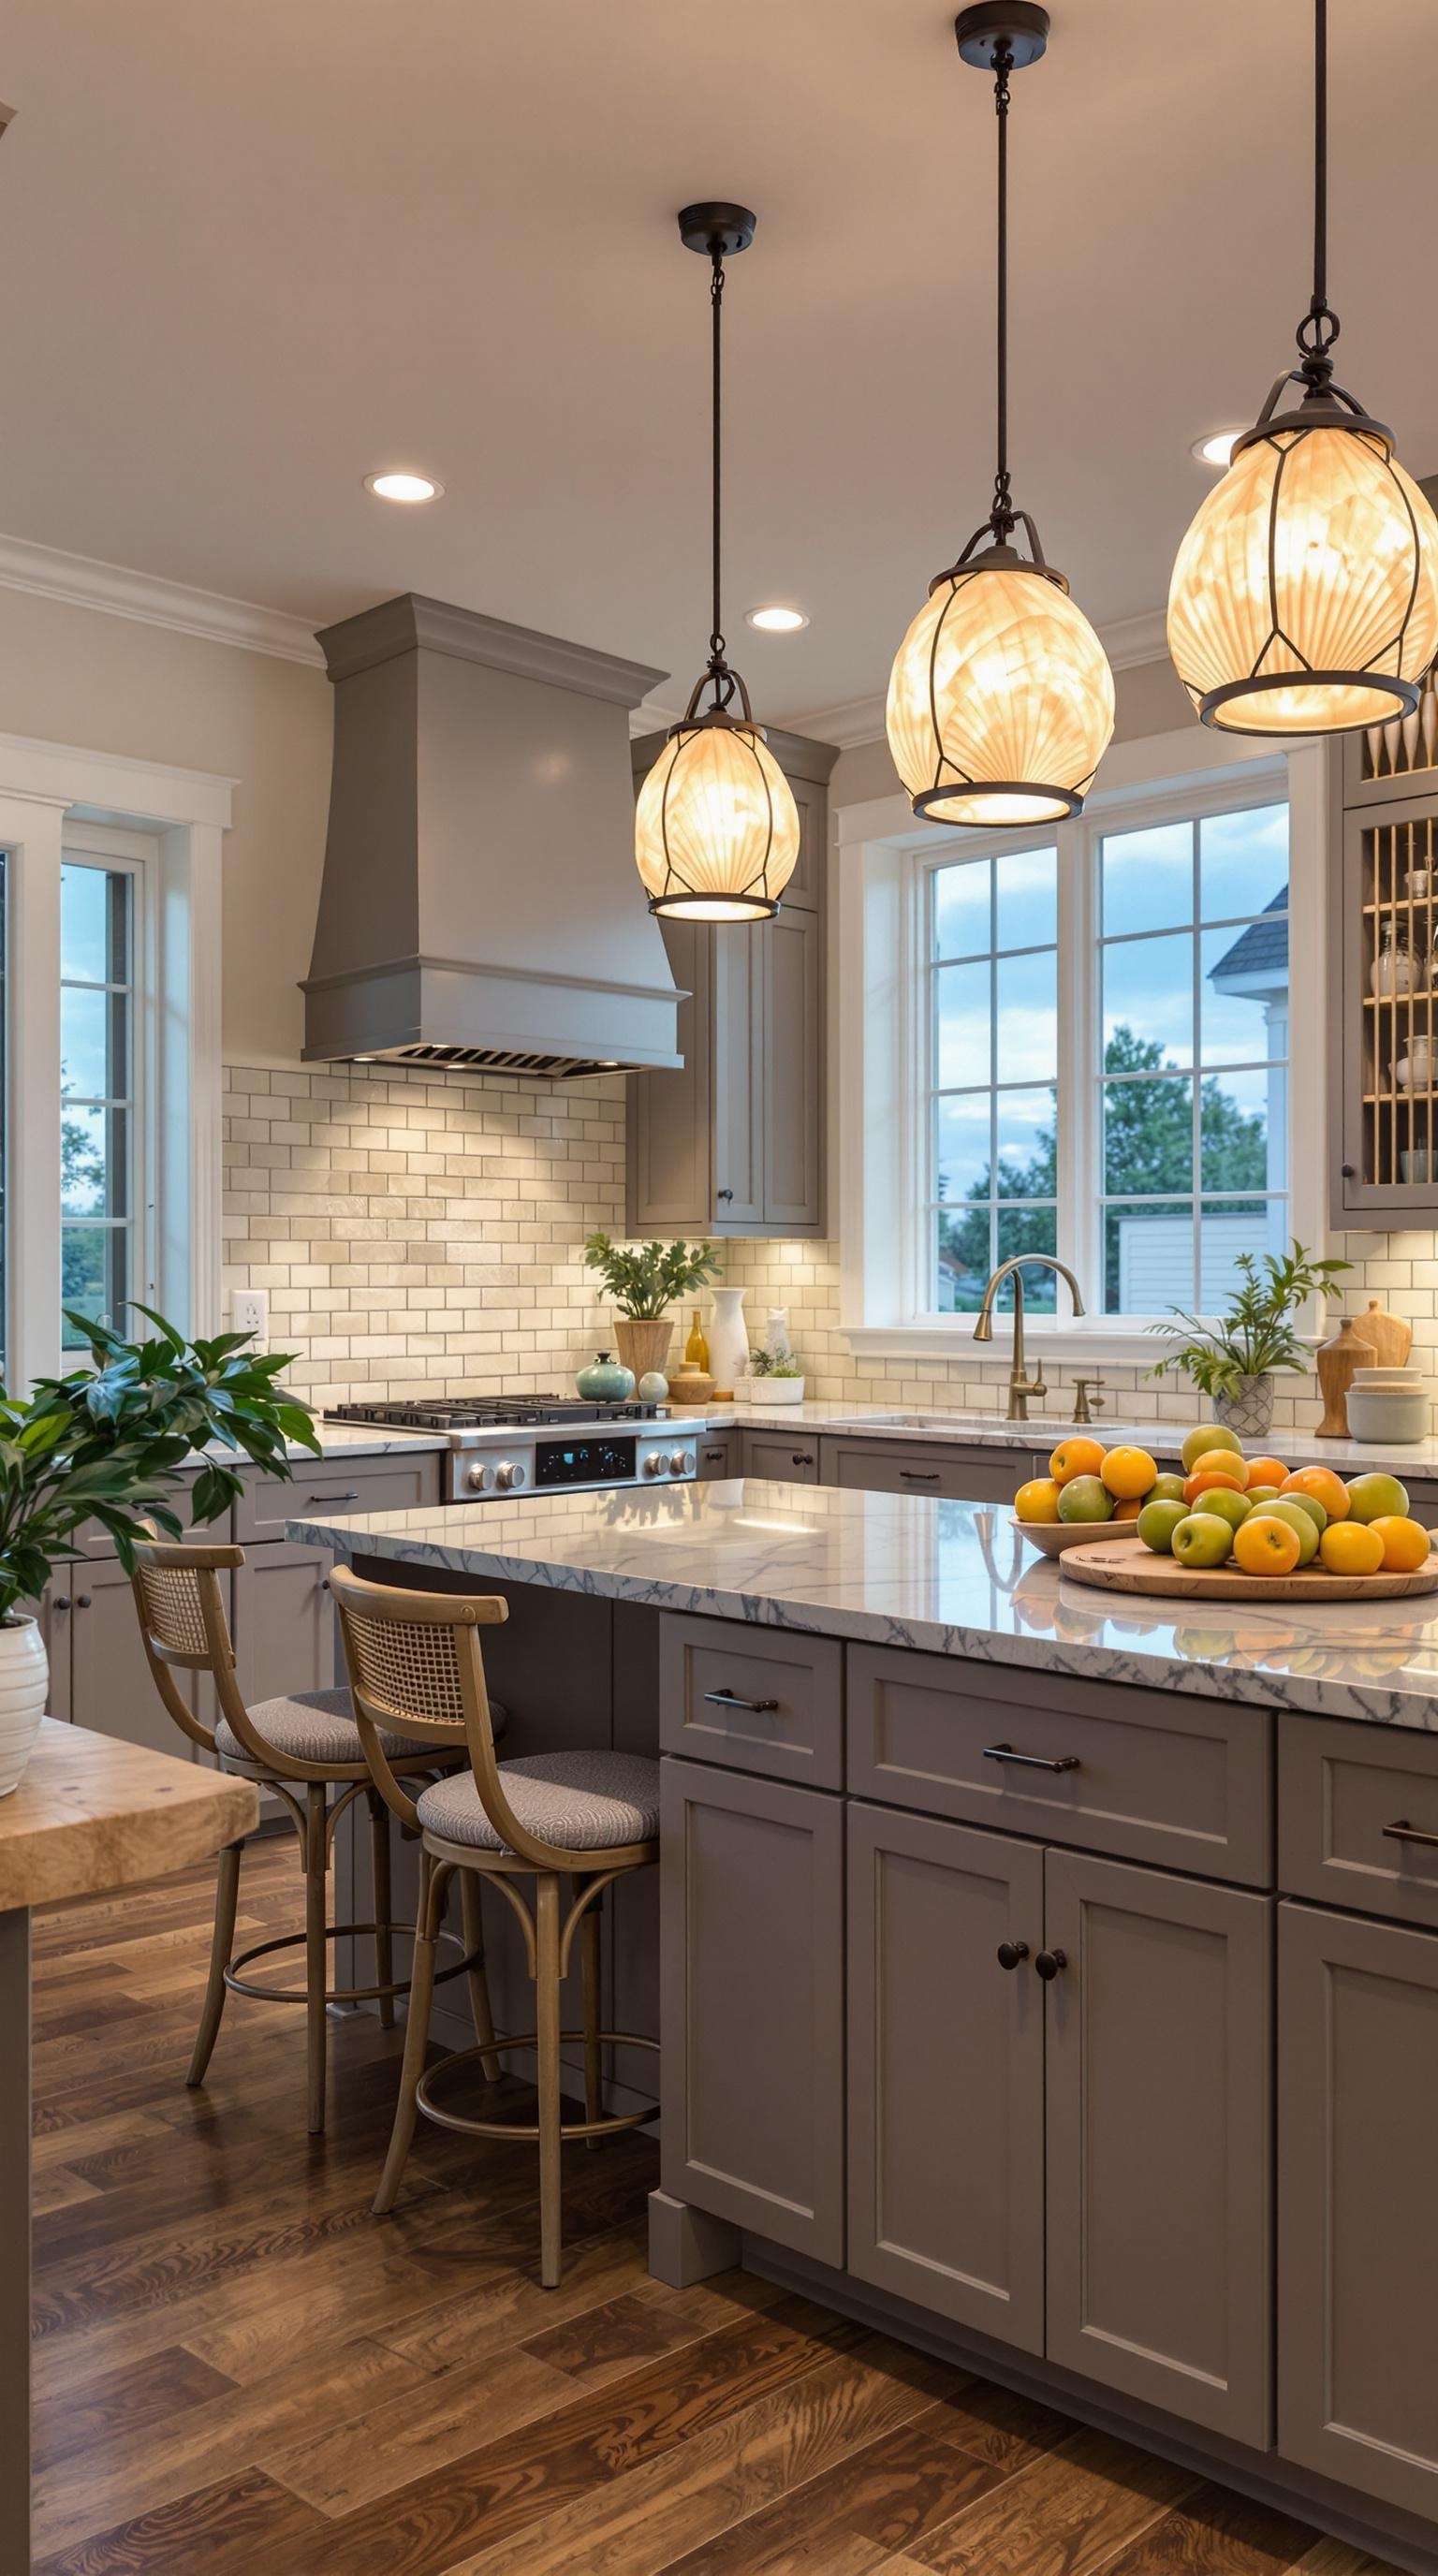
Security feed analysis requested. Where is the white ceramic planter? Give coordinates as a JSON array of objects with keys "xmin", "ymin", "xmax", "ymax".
[
  {"xmin": 706, "ymin": 1286, "xmax": 749, "ymax": 1399},
  {"xmin": 0, "ymin": 1614, "xmax": 49, "ymax": 1797},
  {"xmin": 738, "ymin": 1375, "xmax": 806, "ymax": 1405}
]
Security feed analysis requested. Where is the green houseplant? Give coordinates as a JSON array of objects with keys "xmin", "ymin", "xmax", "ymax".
[
  {"xmin": 0, "ymin": 1306, "xmax": 317, "ymax": 1795},
  {"xmin": 1148, "ymin": 1241, "xmax": 1351, "ymax": 1439},
  {"xmin": 582, "ymin": 1234, "xmax": 721, "ymax": 1383}
]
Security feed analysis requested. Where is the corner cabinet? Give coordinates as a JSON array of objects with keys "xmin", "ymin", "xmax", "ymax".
[
  {"xmin": 626, "ymin": 724, "xmax": 837, "ymax": 1238},
  {"xmin": 1330, "ymin": 682, "xmax": 1438, "ymax": 1220}
]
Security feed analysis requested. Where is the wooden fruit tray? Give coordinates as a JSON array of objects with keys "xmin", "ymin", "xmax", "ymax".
[
  {"xmin": 1010, "ymin": 1516, "xmax": 1141, "ymax": 1558},
  {"xmin": 1060, "ymin": 1536, "xmax": 1438, "ymax": 1604}
]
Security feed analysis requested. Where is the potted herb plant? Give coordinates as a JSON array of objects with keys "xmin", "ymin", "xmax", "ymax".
[
  {"xmin": 0, "ymin": 1306, "xmax": 318, "ymax": 1795},
  {"xmin": 582, "ymin": 1234, "xmax": 721, "ymax": 1384},
  {"xmin": 1148, "ymin": 1241, "xmax": 1351, "ymax": 1440},
  {"xmin": 741, "ymin": 1345, "xmax": 806, "ymax": 1405}
]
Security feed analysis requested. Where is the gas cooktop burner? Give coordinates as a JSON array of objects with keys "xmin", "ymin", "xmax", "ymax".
[{"xmin": 325, "ymin": 1394, "xmax": 668, "ymax": 1431}]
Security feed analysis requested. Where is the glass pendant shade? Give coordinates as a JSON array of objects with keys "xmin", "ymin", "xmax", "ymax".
[
  {"xmin": 635, "ymin": 718, "xmax": 800, "ymax": 921},
  {"xmin": 1168, "ymin": 423, "xmax": 1438, "ymax": 735},
  {"xmin": 887, "ymin": 560, "xmax": 1116, "ymax": 826}
]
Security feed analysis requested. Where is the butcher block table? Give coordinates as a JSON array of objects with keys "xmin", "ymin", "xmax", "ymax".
[{"xmin": 0, "ymin": 1720, "xmax": 257, "ymax": 2574}]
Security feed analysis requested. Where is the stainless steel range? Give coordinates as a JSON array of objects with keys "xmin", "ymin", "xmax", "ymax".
[{"xmin": 325, "ymin": 1395, "xmax": 703, "ymax": 1500}]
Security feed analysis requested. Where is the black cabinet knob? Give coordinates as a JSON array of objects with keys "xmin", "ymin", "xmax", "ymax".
[
  {"xmin": 1034, "ymin": 1948, "xmax": 1066, "ymax": 1982},
  {"xmin": 996, "ymin": 1940, "xmax": 1030, "ymax": 1971},
  {"xmin": 1341, "ymin": 1162, "xmax": 1355, "ymax": 1178}
]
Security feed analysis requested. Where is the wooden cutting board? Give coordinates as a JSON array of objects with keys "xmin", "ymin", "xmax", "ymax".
[{"xmin": 1060, "ymin": 1535, "xmax": 1438, "ymax": 1604}]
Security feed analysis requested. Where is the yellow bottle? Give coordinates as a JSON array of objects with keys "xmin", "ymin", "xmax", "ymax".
[{"xmin": 685, "ymin": 1309, "xmax": 710, "ymax": 1370}]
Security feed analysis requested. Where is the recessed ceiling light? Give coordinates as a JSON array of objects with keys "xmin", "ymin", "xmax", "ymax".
[
  {"xmin": 363, "ymin": 470, "xmax": 444, "ymax": 504},
  {"xmin": 745, "ymin": 604, "xmax": 809, "ymax": 633},
  {"xmin": 1191, "ymin": 430, "xmax": 1241, "ymax": 469}
]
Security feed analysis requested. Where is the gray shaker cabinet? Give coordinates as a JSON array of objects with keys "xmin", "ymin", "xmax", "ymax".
[
  {"xmin": 1277, "ymin": 1898, "xmax": 1438, "ymax": 2521},
  {"xmin": 1044, "ymin": 1848, "xmax": 1273, "ymax": 2447},
  {"xmin": 626, "ymin": 726, "xmax": 836, "ymax": 1239},
  {"xmin": 820, "ymin": 1438, "xmax": 1041, "ymax": 1505},
  {"xmin": 659, "ymin": 1755, "xmax": 844, "ymax": 2265},
  {"xmin": 846, "ymin": 1800, "xmax": 1046, "ymax": 2351},
  {"xmin": 741, "ymin": 1431, "xmax": 820, "ymax": 1483}
]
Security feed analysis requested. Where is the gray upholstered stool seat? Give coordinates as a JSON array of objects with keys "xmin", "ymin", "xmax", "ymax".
[
  {"xmin": 417, "ymin": 1750, "xmax": 661, "ymax": 1853},
  {"xmin": 216, "ymin": 1686, "xmax": 506, "ymax": 1769}
]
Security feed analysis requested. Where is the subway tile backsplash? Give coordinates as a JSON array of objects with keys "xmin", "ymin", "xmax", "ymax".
[{"xmin": 224, "ymin": 1062, "xmax": 1438, "ymax": 1432}]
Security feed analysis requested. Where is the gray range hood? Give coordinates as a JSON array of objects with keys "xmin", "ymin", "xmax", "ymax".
[{"xmin": 301, "ymin": 593, "xmax": 682, "ymax": 1076}]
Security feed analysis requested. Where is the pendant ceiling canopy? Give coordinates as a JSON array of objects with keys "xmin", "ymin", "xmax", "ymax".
[
  {"xmin": 886, "ymin": 5, "xmax": 1114, "ymax": 831},
  {"xmin": 1167, "ymin": 0, "xmax": 1438, "ymax": 737},
  {"xmin": 635, "ymin": 202, "xmax": 800, "ymax": 924}
]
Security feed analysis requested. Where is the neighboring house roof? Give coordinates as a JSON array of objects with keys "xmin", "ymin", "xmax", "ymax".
[{"xmin": 1208, "ymin": 890, "xmax": 1289, "ymax": 988}]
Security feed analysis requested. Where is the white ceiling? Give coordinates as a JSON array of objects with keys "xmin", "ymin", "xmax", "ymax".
[{"xmin": 3, "ymin": 0, "xmax": 1435, "ymax": 728}]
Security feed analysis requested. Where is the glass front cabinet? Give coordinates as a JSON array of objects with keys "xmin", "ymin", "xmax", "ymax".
[{"xmin": 1332, "ymin": 672, "xmax": 1438, "ymax": 1220}]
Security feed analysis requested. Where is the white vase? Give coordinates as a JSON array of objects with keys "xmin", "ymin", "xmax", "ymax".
[
  {"xmin": 707, "ymin": 1286, "xmax": 750, "ymax": 1399},
  {"xmin": 0, "ymin": 1615, "xmax": 49, "ymax": 1797}
]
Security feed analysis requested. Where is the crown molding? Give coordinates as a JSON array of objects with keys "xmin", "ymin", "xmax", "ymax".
[
  {"xmin": 1101, "ymin": 606, "xmax": 1169, "ymax": 670},
  {"xmin": 0, "ymin": 530, "xmax": 326, "ymax": 666}
]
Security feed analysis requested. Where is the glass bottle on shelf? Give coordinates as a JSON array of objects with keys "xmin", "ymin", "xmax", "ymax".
[
  {"xmin": 684, "ymin": 1309, "xmax": 710, "ymax": 1370},
  {"xmin": 1372, "ymin": 920, "xmax": 1418, "ymax": 997}
]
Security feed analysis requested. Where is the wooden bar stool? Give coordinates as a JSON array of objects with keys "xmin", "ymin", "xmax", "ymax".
[
  {"xmin": 330, "ymin": 1563, "xmax": 659, "ymax": 2288},
  {"xmin": 130, "ymin": 1540, "xmax": 500, "ymax": 2134}
]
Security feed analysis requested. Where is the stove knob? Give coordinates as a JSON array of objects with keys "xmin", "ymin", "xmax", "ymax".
[
  {"xmin": 669, "ymin": 1450, "xmax": 693, "ymax": 1477},
  {"xmin": 494, "ymin": 1461, "xmax": 526, "ymax": 1491},
  {"xmin": 643, "ymin": 1451, "xmax": 666, "ymax": 1476},
  {"xmin": 465, "ymin": 1462, "xmax": 496, "ymax": 1494}
]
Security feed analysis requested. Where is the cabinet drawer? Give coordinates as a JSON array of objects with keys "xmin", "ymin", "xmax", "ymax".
[
  {"xmin": 848, "ymin": 1646, "xmax": 1272, "ymax": 1885},
  {"xmin": 741, "ymin": 1431, "xmax": 820, "ymax": 1483},
  {"xmin": 72, "ymin": 1468, "xmax": 216, "ymax": 1559},
  {"xmin": 819, "ymin": 1440, "xmax": 1035, "ymax": 1504},
  {"xmin": 661, "ymin": 1615, "xmax": 843, "ymax": 1788},
  {"xmin": 1279, "ymin": 1713, "xmax": 1438, "ymax": 1928},
  {"xmin": 695, "ymin": 1434, "xmax": 735, "ymax": 1481},
  {"xmin": 236, "ymin": 1449, "xmax": 442, "ymax": 1542}
]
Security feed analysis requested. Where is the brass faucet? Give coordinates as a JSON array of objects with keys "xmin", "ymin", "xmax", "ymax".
[{"xmin": 973, "ymin": 1255, "xmax": 1088, "ymax": 1424}]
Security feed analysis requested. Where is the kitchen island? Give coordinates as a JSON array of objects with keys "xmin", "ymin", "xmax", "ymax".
[{"xmin": 293, "ymin": 1480, "xmax": 1438, "ymax": 2576}]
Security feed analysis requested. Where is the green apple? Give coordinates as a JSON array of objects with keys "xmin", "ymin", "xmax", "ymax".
[
  {"xmin": 1171, "ymin": 1512, "xmax": 1236, "ymax": 1570},
  {"xmin": 1282, "ymin": 1489, "xmax": 1328, "ymax": 1534},
  {"xmin": 1137, "ymin": 1499, "xmax": 1189, "ymax": 1555},
  {"xmin": 1245, "ymin": 1484, "xmax": 1281, "ymax": 1506},
  {"xmin": 1264, "ymin": 1499, "xmax": 1321, "ymax": 1566},
  {"xmin": 1149, "ymin": 1471, "xmax": 1188, "ymax": 1505},
  {"xmin": 1196, "ymin": 1487, "xmax": 1252, "ymax": 1532},
  {"xmin": 1181, "ymin": 1424, "xmax": 1244, "ymax": 1473},
  {"xmin": 1344, "ymin": 1471, "xmax": 1410, "ymax": 1525},
  {"xmin": 1056, "ymin": 1474, "xmax": 1114, "ymax": 1524}
]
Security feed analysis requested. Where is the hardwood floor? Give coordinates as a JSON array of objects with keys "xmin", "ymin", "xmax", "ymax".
[{"xmin": 29, "ymin": 1840, "xmax": 1402, "ymax": 2576}]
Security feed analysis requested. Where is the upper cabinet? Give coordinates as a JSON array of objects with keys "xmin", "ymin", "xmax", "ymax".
[
  {"xmin": 1331, "ymin": 681, "xmax": 1438, "ymax": 1220},
  {"xmin": 626, "ymin": 726, "xmax": 838, "ymax": 1238}
]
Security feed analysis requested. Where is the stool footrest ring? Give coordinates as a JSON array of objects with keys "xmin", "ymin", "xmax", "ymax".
[
  {"xmin": 415, "ymin": 2031, "xmax": 660, "ymax": 2144},
  {"xmin": 225, "ymin": 1921, "xmax": 475, "ymax": 2010}
]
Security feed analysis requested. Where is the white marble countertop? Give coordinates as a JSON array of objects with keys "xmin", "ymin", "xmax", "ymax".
[
  {"xmin": 703, "ymin": 1399, "xmax": 1438, "ymax": 1476},
  {"xmin": 289, "ymin": 1480, "xmax": 1438, "ymax": 1733}
]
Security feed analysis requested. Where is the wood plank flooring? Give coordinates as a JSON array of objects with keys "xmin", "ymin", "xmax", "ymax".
[{"xmin": 29, "ymin": 1839, "xmax": 1403, "ymax": 2576}]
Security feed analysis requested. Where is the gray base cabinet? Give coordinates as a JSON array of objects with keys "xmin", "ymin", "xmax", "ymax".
[
  {"xmin": 659, "ymin": 1756, "xmax": 844, "ymax": 2265},
  {"xmin": 819, "ymin": 1438, "xmax": 1044, "ymax": 1505},
  {"xmin": 233, "ymin": 1542, "xmax": 335, "ymax": 1705},
  {"xmin": 740, "ymin": 1431, "xmax": 819, "ymax": 1483},
  {"xmin": 846, "ymin": 1800, "xmax": 1045, "ymax": 2350},
  {"xmin": 1278, "ymin": 1898, "xmax": 1438, "ymax": 2521}
]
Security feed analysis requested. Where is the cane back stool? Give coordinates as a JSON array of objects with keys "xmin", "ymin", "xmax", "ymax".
[
  {"xmin": 130, "ymin": 1538, "xmax": 502, "ymax": 2134},
  {"xmin": 330, "ymin": 1563, "xmax": 660, "ymax": 2288}
]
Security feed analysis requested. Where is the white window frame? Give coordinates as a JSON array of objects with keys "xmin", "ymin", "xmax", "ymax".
[
  {"xmin": 59, "ymin": 826, "xmax": 155, "ymax": 1350},
  {"xmin": 2, "ymin": 731, "xmax": 231, "ymax": 1390},
  {"xmin": 837, "ymin": 723, "xmax": 1328, "ymax": 1365}
]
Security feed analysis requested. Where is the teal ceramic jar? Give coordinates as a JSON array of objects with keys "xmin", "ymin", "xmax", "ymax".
[{"xmin": 576, "ymin": 1352, "xmax": 637, "ymax": 1403}]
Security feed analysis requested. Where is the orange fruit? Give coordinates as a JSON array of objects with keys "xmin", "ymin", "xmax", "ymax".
[
  {"xmin": 1015, "ymin": 1477, "xmax": 1063, "ymax": 1525},
  {"xmin": 1233, "ymin": 1513, "xmax": 1301, "ymax": 1576},
  {"xmin": 1100, "ymin": 1445, "xmax": 1157, "ymax": 1500},
  {"xmin": 1245, "ymin": 1456, "xmax": 1290, "ymax": 1491},
  {"xmin": 1112, "ymin": 1496, "xmax": 1144, "ymax": 1520},
  {"xmin": 1368, "ymin": 1515, "xmax": 1431, "ymax": 1573},
  {"xmin": 1319, "ymin": 1521, "xmax": 1385, "ymax": 1576},
  {"xmin": 1281, "ymin": 1466, "xmax": 1351, "ymax": 1522},
  {"xmin": 1189, "ymin": 1448, "xmax": 1251, "ymax": 1484},
  {"xmin": 1183, "ymin": 1467, "xmax": 1247, "ymax": 1506},
  {"xmin": 1049, "ymin": 1436, "xmax": 1106, "ymax": 1486}
]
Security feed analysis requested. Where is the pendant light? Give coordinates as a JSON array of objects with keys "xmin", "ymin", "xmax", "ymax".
[
  {"xmin": 635, "ymin": 203, "xmax": 800, "ymax": 923},
  {"xmin": 1168, "ymin": 0, "xmax": 1438, "ymax": 736},
  {"xmin": 887, "ymin": 7, "xmax": 1114, "ymax": 828}
]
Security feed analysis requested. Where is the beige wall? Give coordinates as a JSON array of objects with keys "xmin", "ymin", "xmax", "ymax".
[{"xmin": 0, "ymin": 587, "xmax": 330, "ymax": 1061}]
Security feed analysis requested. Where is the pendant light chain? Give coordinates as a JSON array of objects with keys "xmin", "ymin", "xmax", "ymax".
[
  {"xmin": 708, "ymin": 249, "xmax": 727, "ymax": 695},
  {"xmin": 1299, "ymin": 0, "xmax": 1339, "ymax": 371},
  {"xmin": 990, "ymin": 37, "xmax": 1015, "ymax": 541}
]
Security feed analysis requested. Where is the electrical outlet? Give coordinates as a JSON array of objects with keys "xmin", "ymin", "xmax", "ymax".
[{"xmin": 230, "ymin": 1288, "xmax": 270, "ymax": 1347}]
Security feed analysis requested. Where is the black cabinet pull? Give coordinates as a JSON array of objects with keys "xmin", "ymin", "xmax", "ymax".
[
  {"xmin": 982, "ymin": 1740, "xmax": 1081, "ymax": 1775},
  {"xmin": 1341, "ymin": 1162, "xmax": 1355, "ymax": 1178},
  {"xmin": 791, "ymin": 1452, "xmax": 814, "ymax": 1467},
  {"xmin": 1383, "ymin": 1818, "xmax": 1438, "ymax": 1849},
  {"xmin": 703, "ymin": 1687, "xmax": 781, "ymax": 1714},
  {"xmin": 309, "ymin": 1489, "xmax": 359, "ymax": 1504},
  {"xmin": 1035, "ymin": 1948, "xmax": 1066, "ymax": 1981},
  {"xmin": 717, "ymin": 1188, "xmax": 734, "ymax": 1204},
  {"xmin": 703, "ymin": 1447, "xmax": 726, "ymax": 1461},
  {"xmin": 76, "ymin": 1594, "xmax": 92, "ymax": 1611},
  {"xmin": 899, "ymin": 1469, "xmax": 940, "ymax": 1483},
  {"xmin": 996, "ymin": 1940, "xmax": 1030, "ymax": 1971},
  {"xmin": 52, "ymin": 1595, "xmax": 71, "ymax": 1613}
]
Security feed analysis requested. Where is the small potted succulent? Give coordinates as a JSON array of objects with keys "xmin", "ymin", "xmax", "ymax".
[
  {"xmin": 1148, "ymin": 1241, "xmax": 1350, "ymax": 1440},
  {"xmin": 582, "ymin": 1234, "xmax": 721, "ymax": 1384},
  {"xmin": 0, "ymin": 1307, "xmax": 317, "ymax": 1795},
  {"xmin": 740, "ymin": 1344, "xmax": 806, "ymax": 1406}
]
